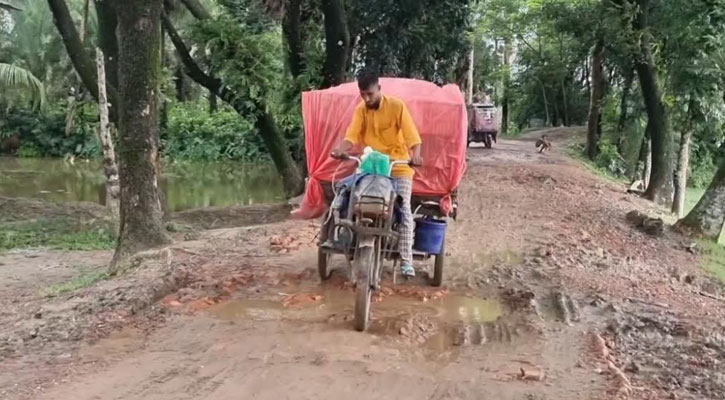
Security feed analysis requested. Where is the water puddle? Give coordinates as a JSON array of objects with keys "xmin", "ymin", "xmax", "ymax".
[{"xmin": 208, "ymin": 289, "xmax": 503, "ymax": 324}]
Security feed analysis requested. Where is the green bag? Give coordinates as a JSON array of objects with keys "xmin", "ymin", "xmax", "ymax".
[{"xmin": 359, "ymin": 150, "xmax": 390, "ymax": 176}]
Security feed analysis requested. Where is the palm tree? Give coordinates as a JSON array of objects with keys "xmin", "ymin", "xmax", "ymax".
[{"xmin": 0, "ymin": 62, "xmax": 47, "ymax": 109}]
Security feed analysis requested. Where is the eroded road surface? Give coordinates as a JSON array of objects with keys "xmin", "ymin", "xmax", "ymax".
[{"xmin": 3, "ymin": 128, "xmax": 724, "ymax": 400}]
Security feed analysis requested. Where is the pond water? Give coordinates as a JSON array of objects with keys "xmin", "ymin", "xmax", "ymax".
[{"xmin": 0, "ymin": 157, "xmax": 285, "ymax": 212}]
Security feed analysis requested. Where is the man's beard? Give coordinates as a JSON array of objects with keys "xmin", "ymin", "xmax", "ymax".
[{"xmin": 365, "ymin": 98, "xmax": 381, "ymax": 109}]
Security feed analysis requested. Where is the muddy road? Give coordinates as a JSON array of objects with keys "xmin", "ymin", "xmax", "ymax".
[{"xmin": 2, "ymin": 128, "xmax": 724, "ymax": 400}]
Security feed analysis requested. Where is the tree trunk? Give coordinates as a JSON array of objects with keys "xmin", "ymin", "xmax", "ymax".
[
  {"xmin": 632, "ymin": 0, "xmax": 674, "ymax": 205},
  {"xmin": 282, "ymin": 0, "xmax": 305, "ymax": 78},
  {"xmin": 617, "ymin": 68, "xmax": 634, "ymax": 133},
  {"xmin": 676, "ymin": 158, "xmax": 725, "ymax": 240},
  {"xmin": 466, "ymin": 46, "xmax": 474, "ymax": 103},
  {"xmin": 501, "ymin": 40, "xmax": 511, "ymax": 134},
  {"xmin": 643, "ymin": 136, "xmax": 652, "ymax": 189},
  {"xmin": 671, "ymin": 128, "xmax": 692, "ymax": 217},
  {"xmin": 162, "ymin": 13, "xmax": 304, "ymax": 196},
  {"xmin": 179, "ymin": 0, "xmax": 210, "ymax": 19},
  {"xmin": 112, "ymin": 0, "xmax": 172, "ymax": 267},
  {"xmin": 552, "ymin": 95, "xmax": 560, "ymax": 127},
  {"xmin": 616, "ymin": 68, "xmax": 634, "ymax": 153},
  {"xmin": 538, "ymin": 80, "xmax": 550, "ymax": 126},
  {"xmin": 96, "ymin": 49, "xmax": 120, "ymax": 216},
  {"xmin": 95, "ymin": 0, "xmax": 119, "ymax": 99},
  {"xmin": 208, "ymin": 92, "xmax": 218, "ymax": 113},
  {"xmin": 320, "ymin": 0, "xmax": 349, "ymax": 88},
  {"xmin": 80, "ymin": 0, "xmax": 90, "ymax": 43},
  {"xmin": 560, "ymin": 78, "xmax": 569, "ymax": 126},
  {"xmin": 174, "ymin": 65, "xmax": 186, "ymax": 101},
  {"xmin": 586, "ymin": 39, "xmax": 605, "ymax": 160}
]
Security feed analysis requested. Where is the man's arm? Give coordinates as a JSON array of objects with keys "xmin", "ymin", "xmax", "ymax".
[
  {"xmin": 332, "ymin": 105, "xmax": 363, "ymax": 158},
  {"xmin": 399, "ymin": 102, "xmax": 423, "ymax": 165}
]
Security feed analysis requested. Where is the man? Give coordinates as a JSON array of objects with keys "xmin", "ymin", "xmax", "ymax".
[{"xmin": 332, "ymin": 72, "xmax": 423, "ymax": 278}]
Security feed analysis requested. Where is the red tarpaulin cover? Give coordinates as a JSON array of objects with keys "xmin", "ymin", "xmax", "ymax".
[{"xmin": 293, "ymin": 78, "xmax": 468, "ymax": 219}]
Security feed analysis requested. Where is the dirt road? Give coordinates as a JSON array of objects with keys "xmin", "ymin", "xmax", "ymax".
[{"xmin": 2, "ymin": 128, "xmax": 724, "ymax": 400}]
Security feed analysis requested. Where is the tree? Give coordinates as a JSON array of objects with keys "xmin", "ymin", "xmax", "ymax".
[
  {"xmin": 628, "ymin": 0, "xmax": 674, "ymax": 205},
  {"xmin": 0, "ymin": 63, "xmax": 46, "ymax": 109},
  {"xmin": 281, "ymin": 0, "xmax": 305, "ymax": 78},
  {"xmin": 675, "ymin": 40, "xmax": 725, "ymax": 238},
  {"xmin": 111, "ymin": 0, "xmax": 172, "ymax": 266},
  {"xmin": 96, "ymin": 49, "xmax": 120, "ymax": 216},
  {"xmin": 676, "ymin": 157, "xmax": 725, "ymax": 240},
  {"xmin": 586, "ymin": 38, "xmax": 605, "ymax": 159},
  {"xmin": 350, "ymin": 0, "xmax": 473, "ymax": 83},
  {"xmin": 167, "ymin": 0, "xmax": 304, "ymax": 196},
  {"xmin": 320, "ymin": 0, "xmax": 349, "ymax": 88},
  {"xmin": 46, "ymin": 0, "xmax": 100, "ymax": 101}
]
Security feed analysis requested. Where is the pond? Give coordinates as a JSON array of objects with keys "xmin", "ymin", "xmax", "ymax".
[{"xmin": 0, "ymin": 157, "xmax": 285, "ymax": 212}]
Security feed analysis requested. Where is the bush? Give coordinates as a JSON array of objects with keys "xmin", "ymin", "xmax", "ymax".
[
  {"xmin": 594, "ymin": 140, "xmax": 627, "ymax": 177},
  {"xmin": 162, "ymin": 102, "xmax": 269, "ymax": 162},
  {"xmin": 0, "ymin": 104, "xmax": 100, "ymax": 158}
]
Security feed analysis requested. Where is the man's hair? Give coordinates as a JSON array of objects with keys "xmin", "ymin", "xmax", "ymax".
[{"xmin": 357, "ymin": 71, "xmax": 379, "ymax": 90}]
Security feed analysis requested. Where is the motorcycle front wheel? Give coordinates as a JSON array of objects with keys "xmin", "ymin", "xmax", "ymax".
[{"xmin": 354, "ymin": 245, "xmax": 375, "ymax": 332}]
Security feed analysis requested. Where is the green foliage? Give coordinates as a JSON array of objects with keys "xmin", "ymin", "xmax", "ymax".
[
  {"xmin": 0, "ymin": 63, "xmax": 46, "ymax": 109},
  {"xmin": 0, "ymin": 218, "xmax": 116, "ymax": 251},
  {"xmin": 163, "ymin": 102, "xmax": 268, "ymax": 161},
  {"xmin": 594, "ymin": 140, "xmax": 627, "ymax": 177},
  {"xmin": 193, "ymin": 0, "xmax": 285, "ymax": 114},
  {"xmin": 189, "ymin": 0, "xmax": 305, "ymax": 160},
  {"xmin": 0, "ymin": 104, "xmax": 100, "ymax": 158},
  {"xmin": 350, "ymin": 0, "xmax": 473, "ymax": 84}
]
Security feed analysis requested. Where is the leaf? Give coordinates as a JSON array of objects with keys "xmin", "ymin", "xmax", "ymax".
[{"xmin": 0, "ymin": 63, "xmax": 47, "ymax": 110}]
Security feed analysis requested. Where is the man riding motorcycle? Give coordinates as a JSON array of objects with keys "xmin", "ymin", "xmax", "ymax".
[{"xmin": 331, "ymin": 71, "xmax": 423, "ymax": 278}]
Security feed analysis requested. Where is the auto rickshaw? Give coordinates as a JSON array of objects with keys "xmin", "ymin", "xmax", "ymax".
[
  {"xmin": 467, "ymin": 103, "xmax": 499, "ymax": 148},
  {"xmin": 293, "ymin": 78, "xmax": 467, "ymax": 332}
]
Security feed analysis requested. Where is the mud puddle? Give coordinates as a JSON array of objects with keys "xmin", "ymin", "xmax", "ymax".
[
  {"xmin": 207, "ymin": 287, "xmax": 517, "ymax": 366},
  {"xmin": 208, "ymin": 289, "xmax": 504, "ymax": 326}
]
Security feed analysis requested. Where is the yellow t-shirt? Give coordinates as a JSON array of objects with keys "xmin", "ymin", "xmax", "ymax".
[{"xmin": 344, "ymin": 96, "xmax": 422, "ymax": 178}]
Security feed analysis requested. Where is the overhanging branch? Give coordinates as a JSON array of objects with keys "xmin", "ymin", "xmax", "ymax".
[{"xmin": 161, "ymin": 12, "xmax": 242, "ymax": 112}]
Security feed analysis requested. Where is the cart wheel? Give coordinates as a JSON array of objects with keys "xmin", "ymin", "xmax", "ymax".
[
  {"xmin": 431, "ymin": 242, "xmax": 445, "ymax": 287},
  {"xmin": 354, "ymin": 246, "xmax": 374, "ymax": 332},
  {"xmin": 318, "ymin": 248, "xmax": 332, "ymax": 281},
  {"xmin": 484, "ymin": 134, "xmax": 493, "ymax": 149}
]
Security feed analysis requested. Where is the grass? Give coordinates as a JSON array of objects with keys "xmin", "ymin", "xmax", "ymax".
[
  {"xmin": 566, "ymin": 142, "xmax": 629, "ymax": 185},
  {"xmin": 42, "ymin": 269, "xmax": 110, "ymax": 297},
  {"xmin": 697, "ymin": 240, "xmax": 725, "ymax": 284},
  {"xmin": 0, "ymin": 219, "xmax": 116, "ymax": 251}
]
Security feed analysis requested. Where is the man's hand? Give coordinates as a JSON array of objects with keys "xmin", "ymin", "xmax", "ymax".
[
  {"xmin": 410, "ymin": 154, "xmax": 423, "ymax": 166},
  {"xmin": 330, "ymin": 148, "xmax": 349, "ymax": 159},
  {"xmin": 331, "ymin": 139, "xmax": 354, "ymax": 160},
  {"xmin": 409, "ymin": 144, "xmax": 423, "ymax": 166}
]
